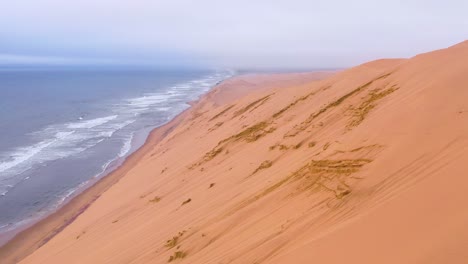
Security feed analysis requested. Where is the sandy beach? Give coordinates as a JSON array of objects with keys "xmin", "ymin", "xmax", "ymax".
[
  {"xmin": 2, "ymin": 40, "xmax": 468, "ymax": 263},
  {"xmin": 0, "ymin": 71, "xmax": 331, "ymax": 263},
  {"xmin": 0, "ymin": 95, "xmax": 193, "ymax": 263}
]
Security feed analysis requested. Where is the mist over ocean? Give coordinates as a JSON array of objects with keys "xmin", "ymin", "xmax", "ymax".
[{"xmin": 0, "ymin": 69, "xmax": 234, "ymax": 237}]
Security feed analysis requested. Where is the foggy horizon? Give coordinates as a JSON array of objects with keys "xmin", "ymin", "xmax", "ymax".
[{"xmin": 1, "ymin": 0, "xmax": 467, "ymax": 70}]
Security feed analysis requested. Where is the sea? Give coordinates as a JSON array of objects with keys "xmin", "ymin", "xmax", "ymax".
[{"xmin": 0, "ymin": 68, "xmax": 234, "ymax": 243}]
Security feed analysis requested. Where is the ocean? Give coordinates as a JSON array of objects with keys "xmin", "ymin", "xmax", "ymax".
[{"xmin": 0, "ymin": 69, "xmax": 234, "ymax": 242}]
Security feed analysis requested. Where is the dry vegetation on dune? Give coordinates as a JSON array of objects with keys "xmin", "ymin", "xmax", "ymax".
[
  {"xmin": 167, "ymin": 251, "xmax": 187, "ymax": 262},
  {"xmin": 209, "ymin": 105, "xmax": 235, "ymax": 121},
  {"xmin": 291, "ymin": 159, "xmax": 372, "ymax": 198},
  {"xmin": 193, "ymin": 85, "xmax": 336, "ymax": 168},
  {"xmin": 272, "ymin": 85, "xmax": 331, "ymax": 118},
  {"xmin": 191, "ymin": 121, "xmax": 276, "ymax": 168},
  {"xmin": 285, "ymin": 72, "xmax": 394, "ymax": 138},
  {"xmin": 347, "ymin": 85, "xmax": 399, "ymax": 128},
  {"xmin": 230, "ymin": 121, "xmax": 276, "ymax": 142},
  {"xmin": 240, "ymin": 146, "xmax": 377, "ymax": 208},
  {"xmin": 251, "ymin": 160, "xmax": 273, "ymax": 175},
  {"xmin": 148, "ymin": 196, "xmax": 162, "ymax": 203},
  {"xmin": 232, "ymin": 94, "xmax": 272, "ymax": 118}
]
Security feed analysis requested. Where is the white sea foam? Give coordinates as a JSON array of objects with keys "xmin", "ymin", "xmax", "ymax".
[
  {"xmin": 0, "ymin": 131, "xmax": 75, "ymax": 174},
  {"xmin": 119, "ymin": 134, "xmax": 134, "ymax": 157},
  {"xmin": 95, "ymin": 159, "xmax": 114, "ymax": 178},
  {"xmin": 66, "ymin": 115, "xmax": 118, "ymax": 129},
  {"xmin": 0, "ymin": 70, "xmax": 236, "ymax": 230},
  {"xmin": 0, "ymin": 117, "xmax": 137, "ymax": 186},
  {"xmin": 127, "ymin": 94, "xmax": 169, "ymax": 108},
  {"xmin": 54, "ymin": 180, "xmax": 90, "ymax": 208},
  {"xmin": 156, "ymin": 107, "xmax": 171, "ymax": 111}
]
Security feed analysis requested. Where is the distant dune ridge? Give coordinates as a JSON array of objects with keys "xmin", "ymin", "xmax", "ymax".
[{"xmin": 4, "ymin": 41, "xmax": 468, "ymax": 263}]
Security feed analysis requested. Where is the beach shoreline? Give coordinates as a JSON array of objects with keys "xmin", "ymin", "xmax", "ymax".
[
  {"xmin": 0, "ymin": 71, "xmax": 336, "ymax": 263},
  {"xmin": 0, "ymin": 77, "xmax": 227, "ymax": 263},
  {"xmin": 0, "ymin": 69, "xmax": 235, "ymax": 244}
]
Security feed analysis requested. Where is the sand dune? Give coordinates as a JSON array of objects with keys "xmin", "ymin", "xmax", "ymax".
[{"xmin": 5, "ymin": 41, "xmax": 468, "ymax": 263}]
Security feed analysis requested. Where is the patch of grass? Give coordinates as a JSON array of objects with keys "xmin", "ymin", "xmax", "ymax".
[
  {"xmin": 318, "ymin": 73, "xmax": 392, "ymax": 118},
  {"xmin": 269, "ymin": 142, "xmax": 302, "ymax": 151},
  {"xmin": 230, "ymin": 121, "xmax": 275, "ymax": 143},
  {"xmin": 76, "ymin": 231, "xmax": 86, "ymax": 240},
  {"xmin": 289, "ymin": 159, "xmax": 372, "ymax": 198},
  {"xmin": 203, "ymin": 147, "xmax": 224, "ymax": 162},
  {"xmin": 335, "ymin": 186, "xmax": 351, "ymax": 199},
  {"xmin": 244, "ymin": 158, "xmax": 372, "ymax": 207},
  {"xmin": 165, "ymin": 236, "xmax": 179, "ymax": 248},
  {"xmin": 285, "ymin": 73, "xmax": 392, "ymax": 137},
  {"xmin": 165, "ymin": 230, "xmax": 186, "ymax": 249},
  {"xmin": 306, "ymin": 159, "xmax": 371, "ymax": 175},
  {"xmin": 194, "ymin": 119, "xmax": 275, "ymax": 168},
  {"xmin": 279, "ymin": 145, "xmax": 289, "ymax": 150},
  {"xmin": 168, "ymin": 251, "xmax": 187, "ymax": 262},
  {"xmin": 349, "ymin": 144, "xmax": 382, "ymax": 152},
  {"xmin": 181, "ymin": 198, "xmax": 192, "ymax": 206},
  {"xmin": 272, "ymin": 85, "xmax": 331, "ymax": 118},
  {"xmin": 232, "ymin": 94, "xmax": 272, "ymax": 118},
  {"xmin": 189, "ymin": 146, "xmax": 225, "ymax": 168},
  {"xmin": 252, "ymin": 160, "xmax": 273, "ymax": 175},
  {"xmin": 293, "ymin": 142, "xmax": 303, "ymax": 149},
  {"xmin": 209, "ymin": 105, "xmax": 235, "ymax": 121},
  {"xmin": 208, "ymin": 122, "xmax": 224, "ymax": 132},
  {"xmin": 347, "ymin": 85, "xmax": 399, "ymax": 128},
  {"xmin": 149, "ymin": 196, "xmax": 162, "ymax": 203},
  {"xmin": 269, "ymin": 143, "xmax": 289, "ymax": 151}
]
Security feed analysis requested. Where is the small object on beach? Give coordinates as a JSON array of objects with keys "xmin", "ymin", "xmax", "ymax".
[
  {"xmin": 181, "ymin": 198, "xmax": 191, "ymax": 205},
  {"xmin": 149, "ymin": 196, "xmax": 161, "ymax": 203}
]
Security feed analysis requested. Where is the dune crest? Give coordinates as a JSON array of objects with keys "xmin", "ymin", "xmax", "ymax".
[{"xmin": 11, "ymin": 42, "xmax": 468, "ymax": 263}]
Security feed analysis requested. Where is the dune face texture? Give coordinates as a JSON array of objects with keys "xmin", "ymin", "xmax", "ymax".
[{"xmin": 11, "ymin": 41, "xmax": 468, "ymax": 263}]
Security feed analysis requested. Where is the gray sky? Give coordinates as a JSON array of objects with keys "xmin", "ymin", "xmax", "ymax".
[{"xmin": 1, "ymin": 0, "xmax": 467, "ymax": 69}]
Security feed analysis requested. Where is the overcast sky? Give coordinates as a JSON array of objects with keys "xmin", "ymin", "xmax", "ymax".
[{"xmin": 1, "ymin": 0, "xmax": 467, "ymax": 69}]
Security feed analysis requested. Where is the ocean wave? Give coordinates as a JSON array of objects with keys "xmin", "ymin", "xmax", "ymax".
[
  {"xmin": 0, "ymin": 116, "xmax": 137, "ymax": 182},
  {"xmin": 95, "ymin": 158, "xmax": 114, "ymax": 179},
  {"xmin": 66, "ymin": 115, "xmax": 118, "ymax": 129},
  {"xmin": 119, "ymin": 71, "xmax": 234, "ymax": 116},
  {"xmin": 0, "ymin": 131, "xmax": 75, "ymax": 174},
  {"xmin": 54, "ymin": 180, "xmax": 90, "ymax": 208},
  {"xmin": 127, "ymin": 94, "xmax": 170, "ymax": 108},
  {"xmin": 0, "ymin": 70, "xmax": 236, "ymax": 232},
  {"xmin": 119, "ymin": 134, "xmax": 134, "ymax": 158}
]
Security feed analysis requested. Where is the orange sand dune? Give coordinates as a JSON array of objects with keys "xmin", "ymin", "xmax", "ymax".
[{"xmin": 6, "ymin": 41, "xmax": 468, "ymax": 264}]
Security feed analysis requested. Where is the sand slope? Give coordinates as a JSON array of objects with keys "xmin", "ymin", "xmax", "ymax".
[{"xmin": 16, "ymin": 41, "xmax": 468, "ymax": 263}]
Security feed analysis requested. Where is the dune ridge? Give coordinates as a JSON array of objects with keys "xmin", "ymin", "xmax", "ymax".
[{"xmin": 7, "ymin": 41, "xmax": 468, "ymax": 263}]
